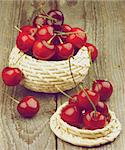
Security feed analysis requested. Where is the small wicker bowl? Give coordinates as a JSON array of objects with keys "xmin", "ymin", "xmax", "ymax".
[{"xmin": 9, "ymin": 46, "xmax": 90, "ymax": 93}]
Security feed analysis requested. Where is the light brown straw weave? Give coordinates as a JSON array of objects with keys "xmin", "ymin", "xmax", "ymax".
[
  {"xmin": 9, "ymin": 46, "xmax": 90, "ymax": 93},
  {"xmin": 50, "ymin": 102, "xmax": 121, "ymax": 147}
]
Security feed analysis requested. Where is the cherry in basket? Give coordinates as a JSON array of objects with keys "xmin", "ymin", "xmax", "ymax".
[
  {"xmin": 16, "ymin": 32, "xmax": 35, "ymax": 53},
  {"xmin": 84, "ymin": 43, "xmax": 98, "ymax": 62},
  {"xmin": 35, "ymin": 25, "xmax": 54, "ymax": 41},
  {"xmin": 20, "ymin": 25, "xmax": 37, "ymax": 35},
  {"xmin": 61, "ymin": 104, "xmax": 82, "ymax": 127},
  {"xmin": 83, "ymin": 111, "xmax": 106, "ymax": 130},
  {"xmin": 67, "ymin": 27, "xmax": 87, "ymax": 49}
]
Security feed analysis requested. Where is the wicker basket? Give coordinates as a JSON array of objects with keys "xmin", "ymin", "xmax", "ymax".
[
  {"xmin": 9, "ymin": 46, "xmax": 90, "ymax": 93},
  {"xmin": 50, "ymin": 102, "xmax": 121, "ymax": 147}
]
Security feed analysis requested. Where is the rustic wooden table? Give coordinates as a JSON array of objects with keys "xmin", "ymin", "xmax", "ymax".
[{"xmin": 0, "ymin": 0, "xmax": 125, "ymax": 150}]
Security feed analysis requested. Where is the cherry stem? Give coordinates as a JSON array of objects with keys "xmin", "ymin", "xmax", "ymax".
[
  {"xmin": 47, "ymin": 34, "xmax": 56, "ymax": 44},
  {"xmin": 14, "ymin": 26, "xmax": 22, "ymax": 33},
  {"xmin": 1, "ymin": 89, "xmax": 19, "ymax": 104},
  {"xmin": 58, "ymin": 37, "xmax": 63, "ymax": 44},
  {"xmin": 39, "ymin": 14, "xmax": 57, "ymax": 22},
  {"xmin": 55, "ymin": 86, "xmax": 72, "ymax": 99},
  {"xmin": 55, "ymin": 31, "xmax": 86, "ymax": 36},
  {"xmin": 79, "ymin": 83, "xmax": 97, "ymax": 114},
  {"xmin": 68, "ymin": 57, "xmax": 77, "ymax": 87}
]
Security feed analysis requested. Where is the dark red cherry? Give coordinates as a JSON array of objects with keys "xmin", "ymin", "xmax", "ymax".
[
  {"xmin": 2, "ymin": 67, "xmax": 23, "ymax": 86},
  {"xmin": 35, "ymin": 25, "xmax": 54, "ymax": 41},
  {"xmin": 33, "ymin": 14, "xmax": 46, "ymax": 28},
  {"xmin": 61, "ymin": 104, "xmax": 81, "ymax": 127},
  {"xmin": 84, "ymin": 43, "xmax": 98, "ymax": 62},
  {"xmin": 20, "ymin": 25, "xmax": 37, "ymax": 35},
  {"xmin": 78, "ymin": 88, "xmax": 100, "ymax": 111},
  {"xmin": 16, "ymin": 32, "xmax": 35, "ymax": 52},
  {"xmin": 46, "ymin": 10, "xmax": 64, "ymax": 31},
  {"xmin": 32, "ymin": 40, "xmax": 55, "ymax": 60},
  {"xmin": 67, "ymin": 28, "xmax": 87, "ymax": 49},
  {"xmin": 83, "ymin": 111, "xmax": 106, "ymax": 130},
  {"xmin": 17, "ymin": 96, "xmax": 40, "ymax": 118},
  {"xmin": 92, "ymin": 80, "xmax": 113, "ymax": 101},
  {"xmin": 96, "ymin": 101, "xmax": 109, "ymax": 116},
  {"xmin": 55, "ymin": 42, "xmax": 74, "ymax": 60}
]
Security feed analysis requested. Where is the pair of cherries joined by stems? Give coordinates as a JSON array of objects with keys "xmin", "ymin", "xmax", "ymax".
[{"xmin": 16, "ymin": 9, "xmax": 98, "ymax": 62}]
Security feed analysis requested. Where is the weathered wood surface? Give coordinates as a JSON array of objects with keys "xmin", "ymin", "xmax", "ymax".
[{"xmin": 0, "ymin": 0, "xmax": 125, "ymax": 150}]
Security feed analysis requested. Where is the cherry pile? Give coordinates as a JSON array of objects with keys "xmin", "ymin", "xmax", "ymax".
[
  {"xmin": 16, "ymin": 9, "xmax": 98, "ymax": 61},
  {"xmin": 61, "ymin": 79, "xmax": 113, "ymax": 130}
]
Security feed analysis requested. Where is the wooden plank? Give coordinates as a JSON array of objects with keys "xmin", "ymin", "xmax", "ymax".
[
  {"xmin": 56, "ymin": 1, "xmax": 125, "ymax": 150},
  {"xmin": 0, "ymin": 0, "xmax": 56, "ymax": 150}
]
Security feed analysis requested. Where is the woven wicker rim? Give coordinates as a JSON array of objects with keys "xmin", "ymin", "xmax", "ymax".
[{"xmin": 50, "ymin": 102, "xmax": 121, "ymax": 147}]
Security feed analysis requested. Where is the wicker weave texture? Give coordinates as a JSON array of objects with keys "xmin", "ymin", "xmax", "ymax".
[
  {"xmin": 50, "ymin": 102, "xmax": 121, "ymax": 147},
  {"xmin": 9, "ymin": 46, "xmax": 90, "ymax": 93}
]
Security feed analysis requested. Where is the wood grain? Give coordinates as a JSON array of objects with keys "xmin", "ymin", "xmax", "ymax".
[{"xmin": 0, "ymin": 0, "xmax": 125, "ymax": 150}]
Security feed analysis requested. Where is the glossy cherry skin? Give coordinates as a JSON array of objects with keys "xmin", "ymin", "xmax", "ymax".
[
  {"xmin": 62, "ymin": 24, "xmax": 72, "ymax": 32},
  {"xmin": 17, "ymin": 96, "xmax": 40, "ymax": 118},
  {"xmin": 96, "ymin": 101, "xmax": 109, "ymax": 116},
  {"xmin": 92, "ymin": 80, "xmax": 113, "ymax": 101},
  {"xmin": 2, "ymin": 67, "xmax": 23, "ymax": 86},
  {"xmin": 16, "ymin": 32, "xmax": 35, "ymax": 52},
  {"xmin": 83, "ymin": 111, "xmax": 106, "ymax": 130},
  {"xmin": 46, "ymin": 10, "xmax": 64, "ymax": 31},
  {"xmin": 35, "ymin": 25, "xmax": 54, "ymax": 41},
  {"xmin": 78, "ymin": 88, "xmax": 100, "ymax": 111},
  {"xmin": 33, "ymin": 40, "xmax": 55, "ymax": 60},
  {"xmin": 61, "ymin": 24, "xmax": 72, "ymax": 42},
  {"xmin": 55, "ymin": 43, "xmax": 74, "ymax": 60},
  {"xmin": 61, "ymin": 104, "xmax": 81, "ymax": 127},
  {"xmin": 84, "ymin": 43, "xmax": 98, "ymax": 62},
  {"xmin": 33, "ymin": 14, "xmax": 46, "ymax": 28},
  {"xmin": 20, "ymin": 25, "xmax": 37, "ymax": 35},
  {"xmin": 67, "ymin": 28, "xmax": 87, "ymax": 49}
]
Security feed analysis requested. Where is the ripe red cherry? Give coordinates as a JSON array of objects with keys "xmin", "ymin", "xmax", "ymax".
[
  {"xmin": 33, "ymin": 40, "xmax": 55, "ymax": 60},
  {"xmin": 67, "ymin": 28, "xmax": 87, "ymax": 49},
  {"xmin": 61, "ymin": 104, "xmax": 81, "ymax": 127},
  {"xmin": 46, "ymin": 10, "xmax": 64, "ymax": 31},
  {"xmin": 62, "ymin": 24, "xmax": 72, "ymax": 32},
  {"xmin": 55, "ymin": 43, "xmax": 74, "ymax": 60},
  {"xmin": 33, "ymin": 14, "xmax": 46, "ymax": 28},
  {"xmin": 83, "ymin": 111, "xmax": 106, "ymax": 130},
  {"xmin": 35, "ymin": 25, "xmax": 54, "ymax": 41},
  {"xmin": 20, "ymin": 25, "xmax": 37, "ymax": 35},
  {"xmin": 78, "ymin": 88, "xmax": 100, "ymax": 111},
  {"xmin": 69, "ymin": 95, "xmax": 79, "ymax": 106},
  {"xmin": 16, "ymin": 32, "xmax": 35, "ymax": 52},
  {"xmin": 17, "ymin": 96, "xmax": 40, "ymax": 118},
  {"xmin": 84, "ymin": 43, "xmax": 98, "ymax": 62},
  {"xmin": 96, "ymin": 101, "xmax": 109, "ymax": 116},
  {"xmin": 92, "ymin": 80, "xmax": 113, "ymax": 101},
  {"xmin": 2, "ymin": 67, "xmax": 23, "ymax": 86}
]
